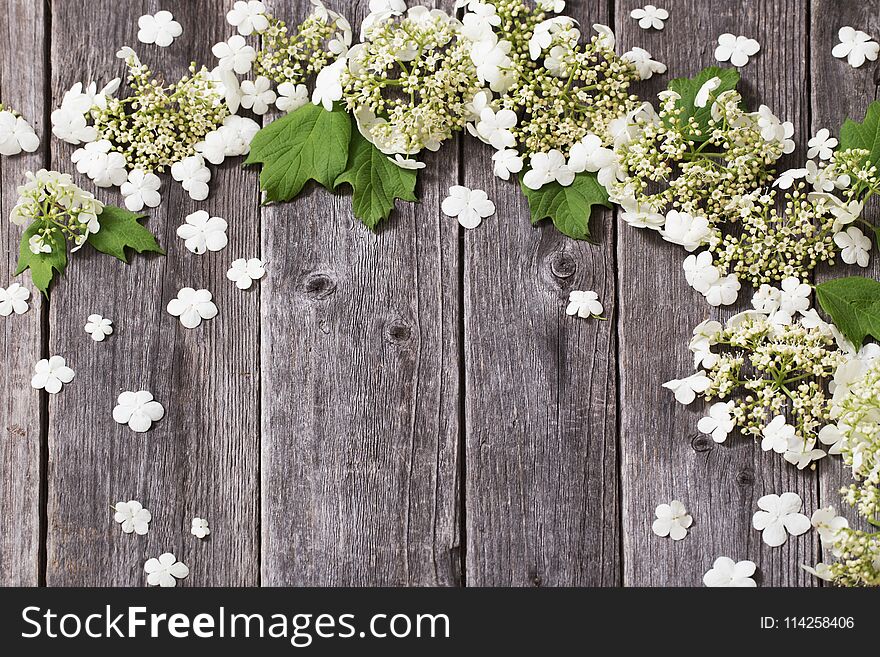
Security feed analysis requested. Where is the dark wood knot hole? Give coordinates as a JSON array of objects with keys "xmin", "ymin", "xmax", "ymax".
[
  {"xmin": 690, "ymin": 434, "xmax": 713, "ymax": 453},
  {"xmin": 549, "ymin": 252, "xmax": 576, "ymax": 278},
  {"xmin": 302, "ymin": 273, "xmax": 337, "ymax": 300},
  {"xmin": 385, "ymin": 323, "xmax": 412, "ymax": 344}
]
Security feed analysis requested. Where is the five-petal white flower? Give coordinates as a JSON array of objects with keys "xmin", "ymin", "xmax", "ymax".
[
  {"xmin": 630, "ymin": 5, "xmax": 668, "ymax": 30},
  {"xmin": 0, "ymin": 283, "xmax": 30, "ymax": 316},
  {"xmin": 275, "ymin": 82, "xmax": 309, "ymax": 113},
  {"xmin": 113, "ymin": 390, "xmax": 165, "ymax": 433},
  {"xmin": 441, "ymin": 186, "xmax": 495, "ymax": 229},
  {"xmin": 137, "ymin": 11, "xmax": 183, "ymax": 47},
  {"xmin": 170, "ymin": 154, "xmax": 211, "ymax": 201},
  {"xmin": 622, "ymin": 47, "xmax": 667, "ymax": 80},
  {"xmin": 761, "ymin": 415, "xmax": 796, "ymax": 454},
  {"xmin": 113, "ymin": 500, "xmax": 152, "ymax": 535},
  {"xmin": 144, "ymin": 553, "xmax": 189, "ymax": 587},
  {"xmin": 566, "ymin": 290, "xmax": 604, "ymax": 319},
  {"xmin": 85, "ymin": 314, "xmax": 113, "ymax": 342},
  {"xmin": 212, "ymin": 34, "xmax": 256, "ymax": 75},
  {"xmin": 833, "ymin": 226, "xmax": 871, "ymax": 267},
  {"xmin": 714, "ymin": 33, "xmax": 760, "ymax": 67},
  {"xmin": 652, "ymin": 500, "xmax": 692, "ymax": 540},
  {"xmin": 752, "ymin": 492, "xmax": 811, "ymax": 548},
  {"xmin": 703, "ymin": 557, "xmax": 757, "ymax": 587},
  {"xmin": 167, "ymin": 288, "xmax": 218, "ymax": 329},
  {"xmin": 523, "ymin": 149, "xmax": 574, "ymax": 189},
  {"xmin": 31, "ymin": 356, "xmax": 74, "ymax": 394},
  {"xmin": 191, "ymin": 517, "xmax": 211, "ymax": 539},
  {"xmin": 833, "ymin": 26, "xmax": 879, "ymax": 68},
  {"xmin": 698, "ymin": 401, "xmax": 735, "ymax": 443},
  {"xmin": 810, "ymin": 506, "xmax": 849, "ymax": 549},
  {"xmin": 177, "ymin": 210, "xmax": 228, "ymax": 255},
  {"xmin": 662, "ymin": 371, "xmax": 711, "ymax": 405},
  {"xmin": 227, "ymin": 0, "xmax": 269, "ymax": 36},
  {"xmin": 240, "ymin": 76, "xmax": 276, "ymax": 115},
  {"xmin": 0, "ymin": 110, "xmax": 40, "ymax": 156},
  {"xmin": 807, "ymin": 128, "xmax": 838, "ymax": 160},
  {"xmin": 227, "ymin": 258, "xmax": 266, "ymax": 290},
  {"xmin": 120, "ymin": 169, "xmax": 161, "ymax": 212}
]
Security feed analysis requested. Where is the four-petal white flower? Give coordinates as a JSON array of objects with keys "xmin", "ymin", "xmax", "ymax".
[
  {"xmin": 113, "ymin": 390, "xmax": 165, "ymax": 433},
  {"xmin": 144, "ymin": 553, "xmax": 189, "ymax": 587},
  {"xmin": 752, "ymin": 492, "xmax": 811, "ymax": 548},
  {"xmin": 703, "ymin": 557, "xmax": 757, "ymax": 587}
]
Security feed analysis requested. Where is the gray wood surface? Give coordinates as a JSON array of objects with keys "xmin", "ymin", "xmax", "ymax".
[
  {"xmin": 45, "ymin": 0, "xmax": 260, "ymax": 586},
  {"xmin": 1, "ymin": 0, "xmax": 876, "ymax": 587},
  {"xmin": 616, "ymin": 0, "xmax": 818, "ymax": 586},
  {"xmin": 0, "ymin": 0, "xmax": 46, "ymax": 586},
  {"xmin": 260, "ymin": 0, "xmax": 461, "ymax": 586}
]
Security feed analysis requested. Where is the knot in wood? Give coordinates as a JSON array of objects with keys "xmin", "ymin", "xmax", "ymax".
[
  {"xmin": 384, "ymin": 321, "xmax": 412, "ymax": 345},
  {"xmin": 735, "ymin": 468, "xmax": 755, "ymax": 487},
  {"xmin": 301, "ymin": 273, "xmax": 337, "ymax": 300},
  {"xmin": 548, "ymin": 252, "xmax": 577, "ymax": 279},
  {"xmin": 690, "ymin": 434, "xmax": 713, "ymax": 453}
]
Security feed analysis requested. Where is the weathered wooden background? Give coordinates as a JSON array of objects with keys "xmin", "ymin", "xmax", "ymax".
[{"xmin": 0, "ymin": 0, "xmax": 875, "ymax": 586}]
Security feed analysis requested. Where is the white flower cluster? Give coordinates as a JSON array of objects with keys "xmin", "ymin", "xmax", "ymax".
[
  {"xmin": 665, "ymin": 279, "xmax": 846, "ymax": 470},
  {"xmin": 11, "ymin": 169, "xmax": 105, "ymax": 254}
]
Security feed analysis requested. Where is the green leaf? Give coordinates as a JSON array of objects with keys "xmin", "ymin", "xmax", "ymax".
[
  {"xmin": 816, "ymin": 276, "xmax": 880, "ymax": 349},
  {"xmin": 519, "ymin": 171, "xmax": 611, "ymax": 241},
  {"xmin": 15, "ymin": 223, "xmax": 68, "ymax": 297},
  {"xmin": 667, "ymin": 66, "xmax": 740, "ymax": 142},
  {"xmin": 87, "ymin": 206, "xmax": 164, "ymax": 263},
  {"xmin": 840, "ymin": 100, "xmax": 880, "ymax": 170},
  {"xmin": 245, "ymin": 102, "xmax": 351, "ymax": 202},
  {"xmin": 333, "ymin": 126, "xmax": 418, "ymax": 229}
]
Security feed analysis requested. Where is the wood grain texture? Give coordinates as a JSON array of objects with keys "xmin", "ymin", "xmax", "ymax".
[
  {"xmin": 463, "ymin": 0, "xmax": 620, "ymax": 587},
  {"xmin": 616, "ymin": 0, "xmax": 819, "ymax": 586},
  {"xmin": 46, "ymin": 0, "xmax": 260, "ymax": 586},
  {"xmin": 810, "ymin": 0, "xmax": 880, "ymax": 558},
  {"xmin": 260, "ymin": 0, "xmax": 461, "ymax": 586},
  {"xmin": 0, "ymin": 0, "xmax": 46, "ymax": 586}
]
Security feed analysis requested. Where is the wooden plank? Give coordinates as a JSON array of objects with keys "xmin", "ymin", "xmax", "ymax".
[
  {"xmin": 46, "ymin": 0, "xmax": 260, "ymax": 585},
  {"xmin": 616, "ymin": 0, "xmax": 818, "ymax": 586},
  {"xmin": 463, "ymin": 0, "xmax": 620, "ymax": 587},
  {"xmin": 0, "ymin": 0, "xmax": 47, "ymax": 586},
  {"xmin": 260, "ymin": 0, "xmax": 461, "ymax": 586},
  {"xmin": 810, "ymin": 0, "xmax": 880, "ymax": 555}
]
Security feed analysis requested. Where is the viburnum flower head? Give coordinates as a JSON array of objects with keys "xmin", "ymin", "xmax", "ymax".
[{"xmin": 113, "ymin": 391, "xmax": 165, "ymax": 433}]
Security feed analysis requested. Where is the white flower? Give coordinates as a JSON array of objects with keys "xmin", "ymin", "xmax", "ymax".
[
  {"xmin": 752, "ymin": 492, "xmax": 811, "ymax": 547},
  {"xmin": 31, "ymin": 356, "xmax": 75, "ymax": 394},
  {"xmin": 167, "ymin": 288, "xmax": 218, "ymax": 329},
  {"xmin": 29, "ymin": 234, "xmax": 52, "ymax": 254},
  {"xmin": 704, "ymin": 274, "xmax": 740, "ymax": 307},
  {"xmin": 694, "ymin": 76, "xmax": 721, "ymax": 108},
  {"xmin": 698, "ymin": 401, "xmax": 735, "ymax": 443},
  {"xmin": 782, "ymin": 435, "xmax": 826, "ymax": 470},
  {"xmin": 361, "ymin": 0, "xmax": 406, "ymax": 38},
  {"xmin": 622, "ymin": 47, "xmax": 667, "ymax": 80},
  {"xmin": 171, "ymin": 154, "xmax": 211, "ymax": 201},
  {"xmin": 756, "ymin": 104, "xmax": 786, "ymax": 142},
  {"xmin": 661, "ymin": 211, "xmax": 710, "ymax": 252},
  {"xmin": 832, "ymin": 26, "xmax": 879, "ymax": 68},
  {"xmin": 528, "ymin": 17, "xmax": 576, "ymax": 60},
  {"xmin": 683, "ymin": 252, "xmax": 720, "ymax": 294},
  {"xmin": 195, "ymin": 115, "xmax": 260, "ymax": 165},
  {"xmin": 536, "ymin": 0, "xmax": 565, "ymax": 12},
  {"xmin": 191, "ymin": 517, "xmax": 211, "ymax": 539},
  {"xmin": 50, "ymin": 106, "xmax": 97, "ymax": 145},
  {"xmin": 113, "ymin": 390, "xmax": 165, "ymax": 433},
  {"xmin": 801, "ymin": 563, "xmax": 833, "ymax": 582},
  {"xmin": 227, "ymin": 258, "xmax": 265, "ymax": 290},
  {"xmin": 834, "ymin": 226, "xmax": 871, "ymax": 267},
  {"xmin": 473, "ymin": 39, "xmax": 516, "ymax": 92},
  {"xmin": 212, "ymin": 34, "xmax": 256, "ymax": 75},
  {"xmin": 752, "ymin": 283, "xmax": 781, "ymax": 313},
  {"xmin": 807, "ymin": 128, "xmax": 838, "ymax": 160},
  {"xmin": 662, "ymin": 371, "xmax": 711, "ymax": 405},
  {"xmin": 630, "ymin": 5, "xmax": 668, "ymax": 30},
  {"xmin": 818, "ymin": 424, "xmax": 844, "ymax": 455},
  {"xmin": 461, "ymin": 3, "xmax": 501, "ymax": 42},
  {"xmin": 689, "ymin": 319, "xmax": 722, "ymax": 368},
  {"xmin": 120, "ymin": 169, "xmax": 161, "ymax": 212},
  {"xmin": 226, "ymin": 0, "xmax": 269, "ymax": 36},
  {"xmin": 388, "ymin": 154, "xmax": 425, "ymax": 170},
  {"xmin": 714, "ymin": 33, "xmax": 760, "ymax": 67},
  {"xmin": 568, "ymin": 135, "xmax": 620, "ymax": 187},
  {"xmin": 71, "ymin": 140, "xmax": 128, "ymax": 187},
  {"xmin": 177, "ymin": 210, "xmax": 228, "ymax": 255},
  {"xmin": 212, "ymin": 66, "xmax": 243, "ymax": 114},
  {"xmin": 773, "ymin": 167, "xmax": 808, "ymax": 190},
  {"xmin": 703, "ymin": 557, "xmax": 757, "ymax": 587},
  {"xmin": 620, "ymin": 199, "xmax": 664, "ymax": 230},
  {"xmin": 523, "ymin": 150, "xmax": 573, "ymax": 189},
  {"xmin": 312, "ymin": 58, "xmax": 345, "ymax": 111},
  {"xmin": 113, "ymin": 500, "xmax": 151, "ymax": 535},
  {"xmin": 565, "ymin": 290, "xmax": 603, "ymax": 319},
  {"xmin": 441, "ymin": 185, "xmax": 495, "ymax": 229},
  {"xmin": 84, "ymin": 314, "xmax": 113, "ymax": 342},
  {"xmin": 0, "ymin": 111, "xmax": 39, "ymax": 156},
  {"xmin": 492, "ymin": 149, "xmax": 524, "ymax": 181},
  {"xmin": 651, "ymin": 500, "xmax": 692, "ymax": 540},
  {"xmin": 475, "ymin": 107, "xmax": 517, "ymax": 150},
  {"xmin": 240, "ymin": 76, "xmax": 276, "ymax": 115},
  {"xmin": 144, "ymin": 553, "xmax": 189, "ymax": 587},
  {"xmin": 810, "ymin": 507, "xmax": 849, "ymax": 548},
  {"xmin": 275, "ymin": 82, "xmax": 309, "ymax": 113},
  {"xmin": 761, "ymin": 415, "xmax": 795, "ymax": 453},
  {"xmin": 0, "ymin": 283, "xmax": 30, "ymax": 316},
  {"xmin": 778, "ymin": 277, "xmax": 810, "ymax": 315},
  {"xmin": 137, "ymin": 11, "xmax": 182, "ymax": 47},
  {"xmin": 593, "ymin": 23, "xmax": 615, "ymax": 50}
]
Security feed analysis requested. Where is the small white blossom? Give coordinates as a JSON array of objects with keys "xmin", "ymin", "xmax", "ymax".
[
  {"xmin": 492, "ymin": 149, "xmax": 524, "ymax": 181},
  {"xmin": 832, "ymin": 26, "xmax": 879, "ymax": 68},
  {"xmin": 761, "ymin": 415, "xmax": 796, "ymax": 453},
  {"xmin": 171, "ymin": 154, "xmax": 211, "ymax": 201},
  {"xmin": 0, "ymin": 110, "xmax": 39, "ymax": 156},
  {"xmin": 698, "ymin": 401, "xmax": 735, "ymax": 443},
  {"xmin": 71, "ymin": 140, "xmax": 128, "ymax": 187},
  {"xmin": 388, "ymin": 154, "xmax": 425, "ymax": 170},
  {"xmin": 622, "ymin": 47, "xmax": 667, "ymax": 80},
  {"xmin": 567, "ymin": 134, "xmax": 620, "ymax": 187},
  {"xmin": 778, "ymin": 276, "xmax": 811, "ymax": 315},
  {"xmin": 120, "ymin": 169, "xmax": 161, "ymax": 212},
  {"xmin": 312, "ymin": 58, "xmax": 345, "ymax": 111},
  {"xmin": 137, "ymin": 11, "xmax": 182, "ymax": 47},
  {"xmin": 704, "ymin": 274, "xmax": 740, "ymax": 307},
  {"xmin": 475, "ymin": 107, "xmax": 517, "ymax": 150},
  {"xmin": 275, "ymin": 82, "xmax": 309, "ymax": 113},
  {"xmin": 565, "ymin": 290, "xmax": 603, "ymax": 319},
  {"xmin": 818, "ymin": 424, "xmax": 844, "ymax": 455},
  {"xmin": 807, "ymin": 128, "xmax": 838, "ymax": 160},
  {"xmin": 523, "ymin": 150, "xmax": 574, "ymax": 189},
  {"xmin": 50, "ymin": 107, "xmax": 96, "ymax": 145},
  {"xmin": 240, "ymin": 76, "xmax": 276, "ymax": 115},
  {"xmin": 227, "ymin": 258, "xmax": 266, "ymax": 290},
  {"xmin": 694, "ymin": 77, "xmax": 721, "ymax": 108},
  {"xmin": 683, "ymin": 251, "xmax": 720, "ymax": 294},
  {"xmin": 31, "ymin": 356, "xmax": 74, "ymax": 394},
  {"xmin": 662, "ymin": 371, "xmax": 711, "ymax": 405},
  {"xmin": 441, "ymin": 186, "xmax": 495, "ymax": 229},
  {"xmin": 800, "ymin": 563, "xmax": 833, "ymax": 581},
  {"xmin": 195, "ymin": 115, "xmax": 260, "ymax": 165},
  {"xmin": 167, "ymin": 288, "xmax": 218, "ymax": 329},
  {"xmin": 752, "ymin": 492, "xmax": 810, "ymax": 547},
  {"xmin": 536, "ymin": 0, "xmax": 565, "ymax": 13},
  {"xmin": 619, "ymin": 198, "xmax": 664, "ymax": 230},
  {"xmin": 113, "ymin": 500, "xmax": 151, "ymax": 535},
  {"xmin": 782, "ymin": 435, "xmax": 826, "ymax": 470},
  {"xmin": 177, "ymin": 210, "xmax": 228, "ymax": 255},
  {"xmin": 226, "ymin": 0, "xmax": 269, "ymax": 36},
  {"xmin": 651, "ymin": 500, "xmax": 692, "ymax": 540},
  {"xmin": 113, "ymin": 390, "xmax": 165, "ymax": 433},
  {"xmin": 191, "ymin": 517, "xmax": 211, "ymax": 539},
  {"xmin": 84, "ymin": 314, "xmax": 113, "ymax": 342},
  {"xmin": 630, "ymin": 5, "xmax": 668, "ymax": 30},
  {"xmin": 0, "ymin": 283, "xmax": 30, "ymax": 316},
  {"xmin": 703, "ymin": 557, "xmax": 757, "ymax": 587},
  {"xmin": 661, "ymin": 211, "xmax": 710, "ymax": 252},
  {"xmin": 714, "ymin": 33, "xmax": 760, "ymax": 67},
  {"xmin": 833, "ymin": 226, "xmax": 871, "ymax": 267},
  {"xmin": 144, "ymin": 553, "xmax": 189, "ymax": 587},
  {"xmin": 212, "ymin": 34, "xmax": 256, "ymax": 75},
  {"xmin": 810, "ymin": 507, "xmax": 849, "ymax": 549}
]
